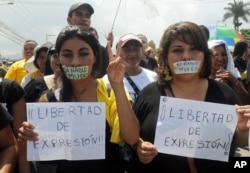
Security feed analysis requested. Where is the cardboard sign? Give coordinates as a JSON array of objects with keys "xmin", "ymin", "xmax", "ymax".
[
  {"xmin": 26, "ymin": 102, "xmax": 106, "ymax": 161},
  {"xmin": 154, "ymin": 96, "xmax": 238, "ymax": 162}
]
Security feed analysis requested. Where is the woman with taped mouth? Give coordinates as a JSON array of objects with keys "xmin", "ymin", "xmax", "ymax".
[
  {"xmin": 129, "ymin": 21, "xmax": 250, "ymax": 173},
  {"xmin": 17, "ymin": 25, "xmax": 139, "ymax": 173}
]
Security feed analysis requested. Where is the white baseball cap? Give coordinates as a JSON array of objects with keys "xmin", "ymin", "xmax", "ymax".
[{"xmin": 119, "ymin": 33, "xmax": 142, "ymax": 47}]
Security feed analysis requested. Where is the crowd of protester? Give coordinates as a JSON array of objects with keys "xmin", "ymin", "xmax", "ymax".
[{"xmin": 0, "ymin": 2, "xmax": 250, "ymax": 173}]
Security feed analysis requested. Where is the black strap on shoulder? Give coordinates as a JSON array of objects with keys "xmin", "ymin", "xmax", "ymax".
[
  {"xmin": 46, "ymin": 89, "xmax": 58, "ymax": 102},
  {"xmin": 124, "ymin": 73, "xmax": 140, "ymax": 94},
  {"xmin": 106, "ymin": 83, "xmax": 111, "ymax": 97}
]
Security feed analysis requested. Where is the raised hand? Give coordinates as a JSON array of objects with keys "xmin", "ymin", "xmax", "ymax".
[
  {"xmin": 106, "ymin": 32, "xmax": 114, "ymax": 47},
  {"xmin": 106, "ymin": 40, "xmax": 125, "ymax": 89}
]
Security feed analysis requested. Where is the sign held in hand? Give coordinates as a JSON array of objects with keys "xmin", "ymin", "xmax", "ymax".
[
  {"xmin": 26, "ymin": 102, "xmax": 106, "ymax": 161},
  {"xmin": 154, "ymin": 96, "xmax": 238, "ymax": 162}
]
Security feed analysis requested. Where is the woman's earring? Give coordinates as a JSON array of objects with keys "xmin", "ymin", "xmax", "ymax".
[{"xmin": 163, "ymin": 66, "xmax": 172, "ymax": 81}]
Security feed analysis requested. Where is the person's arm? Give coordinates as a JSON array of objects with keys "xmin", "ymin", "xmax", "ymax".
[
  {"xmin": 18, "ymin": 121, "xmax": 38, "ymax": 173},
  {"xmin": 235, "ymin": 105, "xmax": 250, "ymax": 148},
  {"xmin": 11, "ymin": 97, "xmax": 30, "ymax": 173},
  {"xmin": 0, "ymin": 103, "xmax": 18, "ymax": 173},
  {"xmin": 216, "ymin": 70, "xmax": 250, "ymax": 104},
  {"xmin": 18, "ymin": 121, "xmax": 37, "ymax": 173},
  {"xmin": 11, "ymin": 97, "xmax": 27, "ymax": 137},
  {"xmin": 234, "ymin": 128, "xmax": 249, "ymax": 148},
  {"xmin": 106, "ymin": 41, "xmax": 116, "ymax": 62},
  {"xmin": 0, "ymin": 124, "xmax": 18, "ymax": 173},
  {"xmin": 106, "ymin": 32, "xmax": 114, "ymax": 47},
  {"xmin": 231, "ymin": 80, "xmax": 249, "ymax": 105},
  {"xmin": 106, "ymin": 41, "xmax": 139, "ymax": 146}
]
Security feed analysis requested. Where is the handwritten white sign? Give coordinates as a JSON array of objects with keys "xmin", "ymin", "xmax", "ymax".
[
  {"xmin": 154, "ymin": 96, "xmax": 238, "ymax": 162},
  {"xmin": 26, "ymin": 102, "xmax": 106, "ymax": 161}
]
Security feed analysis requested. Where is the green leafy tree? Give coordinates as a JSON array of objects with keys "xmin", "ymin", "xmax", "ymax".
[
  {"xmin": 223, "ymin": 0, "xmax": 250, "ymax": 31},
  {"xmin": 240, "ymin": 29, "xmax": 250, "ymax": 40}
]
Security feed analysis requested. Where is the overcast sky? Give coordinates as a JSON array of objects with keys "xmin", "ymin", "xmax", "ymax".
[{"xmin": 0, "ymin": 0, "xmax": 249, "ymax": 61}]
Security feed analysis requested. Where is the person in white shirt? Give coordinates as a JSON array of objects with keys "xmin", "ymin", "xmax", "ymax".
[{"xmin": 103, "ymin": 33, "xmax": 157, "ymax": 102}]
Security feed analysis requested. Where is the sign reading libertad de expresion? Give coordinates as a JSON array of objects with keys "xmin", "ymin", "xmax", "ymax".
[
  {"xmin": 154, "ymin": 96, "xmax": 238, "ymax": 162},
  {"xmin": 26, "ymin": 102, "xmax": 106, "ymax": 161}
]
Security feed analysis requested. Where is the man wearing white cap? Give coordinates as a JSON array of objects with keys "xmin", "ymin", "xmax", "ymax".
[
  {"xmin": 104, "ymin": 33, "xmax": 157, "ymax": 101},
  {"xmin": 119, "ymin": 33, "xmax": 157, "ymax": 101}
]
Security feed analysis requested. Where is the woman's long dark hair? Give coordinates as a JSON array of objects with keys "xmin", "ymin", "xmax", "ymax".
[
  {"xmin": 44, "ymin": 45, "xmax": 55, "ymax": 75},
  {"xmin": 233, "ymin": 41, "xmax": 248, "ymax": 58},
  {"xmin": 55, "ymin": 25, "xmax": 101, "ymax": 101}
]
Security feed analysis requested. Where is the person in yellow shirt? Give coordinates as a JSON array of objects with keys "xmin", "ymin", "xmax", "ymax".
[
  {"xmin": 21, "ymin": 42, "xmax": 53, "ymax": 88},
  {"xmin": 4, "ymin": 40, "xmax": 38, "ymax": 84},
  {"xmin": 1, "ymin": 60, "xmax": 8, "ymax": 71},
  {"xmin": 0, "ymin": 61, "xmax": 8, "ymax": 78}
]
